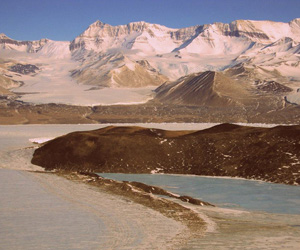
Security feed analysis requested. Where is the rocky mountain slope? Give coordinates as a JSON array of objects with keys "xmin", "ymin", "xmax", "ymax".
[
  {"xmin": 155, "ymin": 71, "xmax": 253, "ymax": 106},
  {"xmin": 32, "ymin": 124, "xmax": 300, "ymax": 185}
]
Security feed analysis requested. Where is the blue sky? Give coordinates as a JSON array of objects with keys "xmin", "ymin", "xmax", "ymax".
[{"xmin": 1, "ymin": 0, "xmax": 300, "ymax": 41}]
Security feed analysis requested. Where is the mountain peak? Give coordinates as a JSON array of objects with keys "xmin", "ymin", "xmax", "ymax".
[
  {"xmin": 89, "ymin": 20, "xmax": 108, "ymax": 27},
  {"xmin": 290, "ymin": 18, "xmax": 300, "ymax": 26},
  {"xmin": 0, "ymin": 33, "xmax": 11, "ymax": 40},
  {"xmin": 94, "ymin": 20, "xmax": 103, "ymax": 25},
  {"xmin": 131, "ymin": 20, "xmax": 147, "ymax": 25},
  {"xmin": 291, "ymin": 17, "xmax": 300, "ymax": 22}
]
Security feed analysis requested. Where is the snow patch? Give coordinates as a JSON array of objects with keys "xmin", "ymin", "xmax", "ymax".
[
  {"xmin": 151, "ymin": 168, "xmax": 164, "ymax": 174},
  {"xmin": 29, "ymin": 137, "xmax": 54, "ymax": 144}
]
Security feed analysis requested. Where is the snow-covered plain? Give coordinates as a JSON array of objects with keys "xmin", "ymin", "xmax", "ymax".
[{"xmin": 0, "ymin": 169, "xmax": 186, "ymax": 250}]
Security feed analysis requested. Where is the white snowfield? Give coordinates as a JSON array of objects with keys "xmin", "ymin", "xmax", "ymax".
[
  {"xmin": 29, "ymin": 137, "xmax": 54, "ymax": 144},
  {"xmin": 0, "ymin": 169, "xmax": 186, "ymax": 250},
  {"xmin": 1, "ymin": 18, "xmax": 300, "ymax": 105}
]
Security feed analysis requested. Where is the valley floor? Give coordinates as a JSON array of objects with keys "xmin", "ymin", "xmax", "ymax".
[{"xmin": 1, "ymin": 100, "xmax": 300, "ymax": 125}]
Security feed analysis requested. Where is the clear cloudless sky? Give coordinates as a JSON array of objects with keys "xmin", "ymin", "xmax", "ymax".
[{"xmin": 1, "ymin": 0, "xmax": 300, "ymax": 41}]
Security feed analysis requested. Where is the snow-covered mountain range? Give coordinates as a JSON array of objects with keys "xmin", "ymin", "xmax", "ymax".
[{"xmin": 0, "ymin": 18, "xmax": 300, "ymax": 105}]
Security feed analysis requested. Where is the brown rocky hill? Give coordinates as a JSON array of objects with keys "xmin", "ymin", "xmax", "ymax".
[
  {"xmin": 155, "ymin": 71, "xmax": 254, "ymax": 107},
  {"xmin": 32, "ymin": 124, "xmax": 300, "ymax": 185}
]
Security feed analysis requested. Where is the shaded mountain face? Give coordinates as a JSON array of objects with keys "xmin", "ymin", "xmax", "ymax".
[
  {"xmin": 32, "ymin": 124, "xmax": 300, "ymax": 185},
  {"xmin": 0, "ymin": 19, "xmax": 300, "ymax": 106},
  {"xmin": 154, "ymin": 71, "xmax": 253, "ymax": 106}
]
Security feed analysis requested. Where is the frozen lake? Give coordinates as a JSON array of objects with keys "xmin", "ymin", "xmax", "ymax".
[
  {"xmin": 99, "ymin": 173, "xmax": 300, "ymax": 249},
  {"xmin": 100, "ymin": 173, "xmax": 300, "ymax": 215}
]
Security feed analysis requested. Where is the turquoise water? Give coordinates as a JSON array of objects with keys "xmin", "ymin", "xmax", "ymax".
[{"xmin": 99, "ymin": 173, "xmax": 300, "ymax": 215}]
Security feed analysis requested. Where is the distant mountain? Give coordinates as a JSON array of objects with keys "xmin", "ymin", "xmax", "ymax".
[
  {"xmin": 0, "ymin": 33, "xmax": 49, "ymax": 53},
  {"xmin": 67, "ymin": 19, "xmax": 300, "ymax": 89},
  {"xmin": 70, "ymin": 19, "xmax": 300, "ymax": 54},
  {"xmin": 0, "ymin": 18, "xmax": 300, "ymax": 106},
  {"xmin": 0, "ymin": 33, "xmax": 70, "ymax": 58}
]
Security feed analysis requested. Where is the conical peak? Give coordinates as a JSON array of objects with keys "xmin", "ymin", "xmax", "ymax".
[
  {"xmin": 184, "ymin": 71, "xmax": 216, "ymax": 88},
  {"xmin": 200, "ymin": 71, "xmax": 216, "ymax": 78}
]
